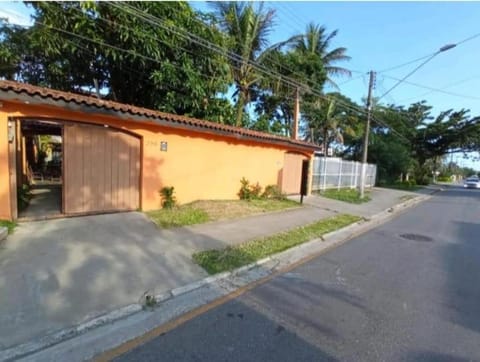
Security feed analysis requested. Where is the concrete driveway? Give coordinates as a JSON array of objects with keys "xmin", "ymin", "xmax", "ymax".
[{"xmin": 0, "ymin": 212, "xmax": 211, "ymax": 350}]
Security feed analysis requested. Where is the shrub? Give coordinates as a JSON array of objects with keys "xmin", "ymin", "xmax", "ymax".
[
  {"xmin": 436, "ymin": 176, "xmax": 452, "ymax": 182},
  {"xmin": 238, "ymin": 177, "xmax": 252, "ymax": 200},
  {"xmin": 250, "ymin": 182, "xmax": 262, "ymax": 199},
  {"xmin": 160, "ymin": 186, "xmax": 177, "ymax": 209},
  {"xmin": 416, "ymin": 176, "xmax": 432, "ymax": 186},
  {"xmin": 238, "ymin": 178, "xmax": 262, "ymax": 201},
  {"xmin": 262, "ymin": 185, "xmax": 286, "ymax": 200}
]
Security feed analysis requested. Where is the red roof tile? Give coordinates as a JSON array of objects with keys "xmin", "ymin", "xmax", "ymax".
[{"xmin": 0, "ymin": 80, "xmax": 319, "ymax": 151}]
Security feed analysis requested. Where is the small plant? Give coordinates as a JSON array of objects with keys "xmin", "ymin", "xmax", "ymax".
[
  {"xmin": 238, "ymin": 177, "xmax": 252, "ymax": 200},
  {"xmin": 262, "ymin": 185, "xmax": 286, "ymax": 200},
  {"xmin": 139, "ymin": 291, "xmax": 157, "ymax": 309},
  {"xmin": 144, "ymin": 294, "xmax": 157, "ymax": 308},
  {"xmin": 238, "ymin": 177, "xmax": 262, "ymax": 201},
  {"xmin": 0, "ymin": 220, "xmax": 17, "ymax": 234},
  {"xmin": 160, "ymin": 186, "xmax": 176, "ymax": 209},
  {"xmin": 250, "ymin": 182, "xmax": 262, "ymax": 199},
  {"xmin": 17, "ymin": 183, "xmax": 32, "ymax": 211}
]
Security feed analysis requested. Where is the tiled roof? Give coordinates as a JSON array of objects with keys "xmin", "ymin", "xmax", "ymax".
[{"xmin": 0, "ymin": 80, "xmax": 319, "ymax": 151}]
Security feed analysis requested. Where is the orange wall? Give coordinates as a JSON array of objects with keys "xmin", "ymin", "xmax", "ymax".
[
  {"xmin": 0, "ymin": 101, "xmax": 313, "ymax": 218},
  {"xmin": 0, "ymin": 110, "xmax": 11, "ymax": 220}
]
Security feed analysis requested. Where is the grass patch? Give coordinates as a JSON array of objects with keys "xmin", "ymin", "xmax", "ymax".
[
  {"xmin": 147, "ymin": 199, "xmax": 300, "ymax": 229},
  {"xmin": 0, "ymin": 220, "xmax": 17, "ymax": 234},
  {"xmin": 193, "ymin": 214, "xmax": 362, "ymax": 274},
  {"xmin": 319, "ymin": 189, "xmax": 371, "ymax": 204},
  {"xmin": 147, "ymin": 207, "xmax": 209, "ymax": 228},
  {"xmin": 189, "ymin": 199, "xmax": 300, "ymax": 220},
  {"xmin": 399, "ymin": 195, "xmax": 416, "ymax": 202}
]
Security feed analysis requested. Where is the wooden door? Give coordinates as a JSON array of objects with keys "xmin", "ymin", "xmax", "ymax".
[
  {"xmin": 63, "ymin": 123, "xmax": 140, "ymax": 215},
  {"xmin": 281, "ymin": 152, "xmax": 307, "ymax": 195}
]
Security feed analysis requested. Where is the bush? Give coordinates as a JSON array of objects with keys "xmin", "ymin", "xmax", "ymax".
[
  {"xmin": 262, "ymin": 185, "xmax": 286, "ymax": 200},
  {"xmin": 436, "ymin": 176, "xmax": 452, "ymax": 182},
  {"xmin": 238, "ymin": 178, "xmax": 262, "ymax": 201},
  {"xmin": 250, "ymin": 182, "xmax": 262, "ymax": 199},
  {"xmin": 416, "ymin": 176, "xmax": 432, "ymax": 186},
  {"xmin": 160, "ymin": 186, "xmax": 177, "ymax": 209}
]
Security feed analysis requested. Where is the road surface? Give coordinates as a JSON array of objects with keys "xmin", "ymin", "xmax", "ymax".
[{"xmin": 112, "ymin": 186, "xmax": 480, "ymax": 362}]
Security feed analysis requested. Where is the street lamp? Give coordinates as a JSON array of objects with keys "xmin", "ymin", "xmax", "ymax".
[{"xmin": 359, "ymin": 42, "xmax": 458, "ymax": 198}]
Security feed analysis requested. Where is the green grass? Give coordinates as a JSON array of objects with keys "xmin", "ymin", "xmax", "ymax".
[
  {"xmin": 147, "ymin": 199, "xmax": 300, "ymax": 229},
  {"xmin": 319, "ymin": 189, "xmax": 371, "ymax": 204},
  {"xmin": 0, "ymin": 220, "xmax": 17, "ymax": 234},
  {"xmin": 246, "ymin": 198, "xmax": 299, "ymax": 211},
  {"xmin": 193, "ymin": 214, "xmax": 362, "ymax": 274},
  {"xmin": 147, "ymin": 207, "xmax": 209, "ymax": 228},
  {"xmin": 399, "ymin": 195, "xmax": 416, "ymax": 202}
]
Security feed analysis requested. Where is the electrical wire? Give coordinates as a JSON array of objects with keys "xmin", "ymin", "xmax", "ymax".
[
  {"xmin": 381, "ymin": 74, "xmax": 480, "ymax": 101},
  {"xmin": 17, "ymin": 3, "xmax": 411, "ymax": 142},
  {"xmin": 377, "ymin": 53, "xmax": 440, "ymax": 102},
  {"xmin": 395, "ymin": 75, "xmax": 480, "ymax": 103},
  {"xmin": 377, "ymin": 53, "xmax": 438, "ymax": 74}
]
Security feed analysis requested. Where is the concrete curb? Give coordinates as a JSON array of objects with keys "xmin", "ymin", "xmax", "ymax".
[
  {"xmin": 0, "ymin": 227, "xmax": 7, "ymax": 242},
  {"xmin": 0, "ymin": 191, "xmax": 437, "ymax": 362}
]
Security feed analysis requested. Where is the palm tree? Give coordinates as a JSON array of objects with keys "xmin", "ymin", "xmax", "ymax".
[
  {"xmin": 304, "ymin": 98, "xmax": 344, "ymax": 154},
  {"xmin": 211, "ymin": 2, "xmax": 278, "ymax": 127},
  {"xmin": 295, "ymin": 23, "xmax": 351, "ymax": 90}
]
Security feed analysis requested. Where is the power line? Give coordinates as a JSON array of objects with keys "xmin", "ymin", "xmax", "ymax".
[
  {"xmin": 456, "ymin": 31, "xmax": 480, "ymax": 46},
  {"xmin": 23, "ymin": 4, "xmax": 411, "ymax": 142},
  {"xmin": 377, "ymin": 52, "xmax": 441, "ymax": 102},
  {"xmin": 395, "ymin": 75, "xmax": 480, "ymax": 103},
  {"xmin": 113, "ymin": 3, "xmax": 368, "ymax": 114},
  {"xmin": 382, "ymin": 74, "xmax": 480, "ymax": 101},
  {"xmin": 120, "ymin": 2, "xmax": 344, "ymax": 93},
  {"xmin": 377, "ymin": 53, "xmax": 437, "ymax": 74}
]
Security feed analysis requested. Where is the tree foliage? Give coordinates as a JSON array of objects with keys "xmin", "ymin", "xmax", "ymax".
[{"xmin": 1, "ymin": 1, "xmax": 232, "ymax": 119}]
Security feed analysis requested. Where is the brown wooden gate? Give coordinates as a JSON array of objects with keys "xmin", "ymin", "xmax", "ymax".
[
  {"xmin": 281, "ymin": 152, "xmax": 307, "ymax": 195},
  {"xmin": 63, "ymin": 123, "xmax": 140, "ymax": 215}
]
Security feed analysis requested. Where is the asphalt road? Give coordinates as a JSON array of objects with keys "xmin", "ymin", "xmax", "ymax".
[{"xmin": 113, "ymin": 186, "xmax": 480, "ymax": 362}]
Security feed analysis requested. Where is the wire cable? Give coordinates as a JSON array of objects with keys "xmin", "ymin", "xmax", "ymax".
[{"xmin": 381, "ymin": 74, "xmax": 480, "ymax": 101}]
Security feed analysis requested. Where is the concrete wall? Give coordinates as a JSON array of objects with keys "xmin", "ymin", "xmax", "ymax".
[
  {"xmin": 0, "ymin": 111, "xmax": 12, "ymax": 220},
  {"xmin": 0, "ymin": 101, "xmax": 313, "ymax": 220}
]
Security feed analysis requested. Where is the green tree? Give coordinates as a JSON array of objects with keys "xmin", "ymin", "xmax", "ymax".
[
  {"xmin": 211, "ymin": 2, "xmax": 297, "ymax": 127},
  {"xmin": 1, "ymin": 2, "xmax": 232, "ymax": 119},
  {"xmin": 294, "ymin": 23, "xmax": 351, "ymax": 90}
]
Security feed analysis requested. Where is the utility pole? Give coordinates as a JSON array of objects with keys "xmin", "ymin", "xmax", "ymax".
[
  {"xmin": 292, "ymin": 87, "xmax": 300, "ymax": 140},
  {"xmin": 359, "ymin": 70, "xmax": 376, "ymax": 199}
]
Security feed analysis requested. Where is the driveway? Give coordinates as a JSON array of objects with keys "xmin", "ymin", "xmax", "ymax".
[
  {"xmin": 0, "ymin": 212, "xmax": 210, "ymax": 350},
  {"xmin": 0, "ymin": 205, "xmax": 336, "ymax": 351}
]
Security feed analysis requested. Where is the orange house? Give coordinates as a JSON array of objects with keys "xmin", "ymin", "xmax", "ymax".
[{"xmin": 0, "ymin": 80, "xmax": 318, "ymax": 221}]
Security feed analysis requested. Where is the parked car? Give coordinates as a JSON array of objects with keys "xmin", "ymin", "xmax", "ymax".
[{"xmin": 464, "ymin": 176, "xmax": 480, "ymax": 189}]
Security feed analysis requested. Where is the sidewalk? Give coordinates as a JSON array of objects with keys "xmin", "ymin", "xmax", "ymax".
[
  {"xmin": 0, "ymin": 186, "xmax": 431, "ymax": 356},
  {"xmin": 290, "ymin": 187, "xmax": 424, "ymax": 218}
]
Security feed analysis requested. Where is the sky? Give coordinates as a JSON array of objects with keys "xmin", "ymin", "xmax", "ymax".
[{"xmin": 1, "ymin": 1, "xmax": 479, "ymax": 168}]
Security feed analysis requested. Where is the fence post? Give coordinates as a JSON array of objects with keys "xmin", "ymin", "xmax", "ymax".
[
  {"xmin": 354, "ymin": 161, "xmax": 358, "ymax": 188},
  {"xmin": 322, "ymin": 157, "xmax": 327, "ymax": 191},
  {"xmin": 337, "ymin": 159, "xmax": 342, "ymax": 190},
  {"xmin": 350, "ymin": 161, "xmax": 354, "ymax": 189}
]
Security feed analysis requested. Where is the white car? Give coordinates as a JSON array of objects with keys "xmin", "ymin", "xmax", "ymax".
[{"xmin": 464, "ymin": 177, "xmax": 480, "ymax": 189}]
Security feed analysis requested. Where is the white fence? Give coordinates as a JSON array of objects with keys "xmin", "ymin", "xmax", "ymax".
[{"xmin": 311, "ymin": 157, "xmax": 377, "ymax": 191}]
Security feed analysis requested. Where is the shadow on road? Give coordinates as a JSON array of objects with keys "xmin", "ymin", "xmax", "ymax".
[
  {"xmin": 443, "ymin": 219, "xmax": 480, "ymax": 335},
  {"xmin": 406, "ymin": 350, "xmax": 471, "ymax": 362}
]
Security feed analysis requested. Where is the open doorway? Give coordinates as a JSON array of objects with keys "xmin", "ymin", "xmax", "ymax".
[{"xmin": 18, "ymin": 120, "xmax": 63, "ymax": 219}]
